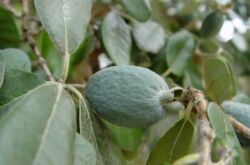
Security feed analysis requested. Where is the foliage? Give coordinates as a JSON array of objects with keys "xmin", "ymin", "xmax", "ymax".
[{"xmin": 0, "ymin": 0, "xmax": 250, "ymax": 165}]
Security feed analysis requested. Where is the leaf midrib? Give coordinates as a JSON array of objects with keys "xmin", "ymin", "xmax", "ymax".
[{"xmin": 32, "ymin": 84, "xmax": 63, "ymax": 164}]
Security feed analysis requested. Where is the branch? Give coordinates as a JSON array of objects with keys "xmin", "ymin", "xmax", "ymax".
[
  {"xmin": 179, "ymin": 87, "xmax": 214, "ymax": 165},
  {"xmin": 1, "ymin": 0, "xmax": 21, "ymax": 18},
  {"xmin": 21, "ymin": 0, "xmax": 54, "ymax": 81},
  {"xmin": 228, "ymin": 116, "xmax": 250, "ymax": 139}
]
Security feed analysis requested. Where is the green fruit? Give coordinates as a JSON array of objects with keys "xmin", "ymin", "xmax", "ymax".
[
  {"xmin": 200, "ymin": 11, "xmax": 224, "ymax": 38},
  {"xmin": 85, "ymin": 66, "xmax": 170, "ymax": 128},
  {"xmin": 222, "ymin": 101, "xmax": 250, "ymax": 149}
]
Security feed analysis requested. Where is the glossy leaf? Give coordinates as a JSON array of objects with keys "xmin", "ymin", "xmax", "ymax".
[
  {"xmin": 34, "ymin": 0, "xmax": 92, "ymax": 54},
  {"xmin": 0, "ymin": 83, "xmax": 76, "ymax": 165},
  {"xmin": 73, "ymin": 133, "xmax": 96, "ymax": 165},
  {"xmin": 207, "ymin": 102, "xmax": 245, "ymax": 165},
  {"xmin": 0, "ymin": 48, "xmax": 31, "ymax": 72},
  {"xmin": 37, "ymin": 31, "xmax": 63, "ymax": 80},
  {"xmin": 204, "ymin": 56, "xmax": 235, "ymax": 103},
  {"xmin": 0, "ymin": 54, "xmax": 5, "ymax": 88},
  {"xmin": 105, "ymin": 121, "xmax": 143, "ymax": 151},
  {"xmin": 166, "ymin": 30, "xmax": 195, "ymax": 77},
  {"xmin": 0, "ymin": 68, "xmax": 45, "ymax": 105},
  {"xmin": 120, "ymin": 0, "xmax": 151, "ymax": 22},
  {"xmin": 133, "ymin": 21, "xmax": 165, "ymax": 53},
  {"xmin": 102, "ymin": 12, "xmax": 131, "ymax": 65},
  {"xmin": 80, "ymin": 98, "xmax": 126, "ymax": 165},
  {"xmin": 0, "ymin": 6, "xmax": 20, "ymax": 48},
  {"xmin": 147, "ymin": 119, "xmax": 194, "ymax": 165}
]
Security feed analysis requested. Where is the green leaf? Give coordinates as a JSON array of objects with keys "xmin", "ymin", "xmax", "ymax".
[
  {"xmin": 166, "ymin": 30, "xmax": 195, "ymax": 77},
  {"xmin": 172, "ymin": 153, "xmax": 199, "ymax": 165},
  {"xmin": 184, "ymin": 61, "xmax": 203, "ymax": 90},
  {"xmin": 200, "ymin": 11, "xmax": 224, "ymax": 39},
  {"xmin": 70, "ymin": 28, "xmax": 96, "ymax": 71},
  {"xmin": 0, "ymin": 48, "xmax": 31, "ymax": 72},
  {"xmin": 0, "ymin": 6, "xmax": 20, "ymax": 48},
  {"xmin": 132, "ymin": 21, "xmax": 165, "ymax": 53},
  {"xmin": 0, "ymin": 83, "xmax": 76, "ymax": 165},
  {"xmin": 147, "ymin": 119, "xmax": 194, "ymax": 165},
  {"xmin": 105, "ymin": 121, "xmax": 143, "ymax": 151},
  {"xmin": 79, "ymin": 97, "xmax": 103, "ymax": 164},
  {"xmin": 120, "ymin": 0, "xmax": 151, "ymax": 22},
  {"xmin": 207, "ymin": 102, "xmax": 245, "ymax": 165},
  {"xmin": 150, "ymin": 39, "xmax": 168, "ymax": 74},
  {"xmin": 37, "ymin": 31, "xmax": 63, "ymax": 80},
  {"xmin": 80, "ymin": 98, "xmax": 126, "ymax": 165},
  {"xmin": 0, "ymin": 68, "xmax": 45, "ymax": 105},
  {"xmin": 74, "ymin": 133, "xmax": 96, "ymax": 165},
  {"xmin": 0, "ymin": 54, "xmax": 5, "ymax": 88},
  {"xmin": 34, "ymin": 0, "xmax": 92, "ymax": 54},
  {"xmin": 204, "ymin": 56, "xmax": 235, "ymax": 103},
  {"xmin": 102, "ymin": 11, "xmax": 132, "ymax": 65}
]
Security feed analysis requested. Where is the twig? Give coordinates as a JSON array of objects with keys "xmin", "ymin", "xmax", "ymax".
[
  {"xmin": 228, "ymin": 116, "xmax": 250, "ymax": 139},
  {"xmin": 161, "ymin": 68, "xmax": 171, "ymax": 78},
  {"xmin": 66, "ymin": 84, "xmax": 86, "ymax": 89},
  {"xmin": 1, "ymin": 1, "xmax": 21, "ymax": 18},
  {"xmin": 21, "ymin": 0, "xmax": 54, "ymax": 81},
  {"xmin": 179, "ymin": 87, "xmax": 214, "ymax": 165}
]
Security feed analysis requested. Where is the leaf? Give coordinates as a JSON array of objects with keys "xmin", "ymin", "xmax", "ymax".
[
  {"xmin": 0, "ymin": 6, "xmax": 20, "ymax": 48},
  {"xmin": 166, "ymin": 30, "xmax": 195, "ymax": 77},
  {"xmin": 120, "ymin": 0, "xmax": 151, "ymax": 22},
  {"xmin": 0, "ymin": 48, "xmax": 31, "ymax": 72},
  {"xmin": 34, "ymin": 0, "xmax": 92, "ymax": 54},
  {"xmin": 172, "ymin": 153, "xmax": 199, "ymax": 165},
  {"xmin": 204, "ymin": 56, "xmax": 235, "ymax": 103},
  {"xmin": 74, "ymin": 133, "xmax": 96, "ymax": 165},
  {"xmin": 70, "ymin": 28, "xmax": 96, "ymax": 71},
  {"xmin": 79, "ymin": 98, "xmax": 103, "ymax": 164},
  {"xmin": 0, "ymin": 54, "xmax": 5, "ymax": 88},
  {"xmin": 0, "ymin": 68, "xmax": 45, "ymax": 105},
  {"xmin": 37, "ymin": 31, "xmax": 63, "ymax": 80},
  {"xmin": 105, "ymin": 121, "xmax": 143, "ymax": 151},
  {"xmin": 132, "ymin": 21, "xmax": 165, "ymax": 53},
  {"xmin": 0, "ymin": 83, "xmax": 76, "ymax": 165},
  {"xmin": 80, "ymin": 98, "xmax": 126, "ymax": 165},
  {"xmin": 200, "ymin": 11, "xmax": 224, "ymax": 39},
  {"xmin": 102, "ymin": 11, "xmax": 132, "ymax": 65},
  {"xmin": 147, "ymin": 119, "xmax": 194, "ymax": 165},
  {"xmin": 150, "ymin": 39, "xmax": 168, "ymax": 74},
  {"xmin": 184, "ymin": 61, "xmax": 203, "ymax": 90},
  {"xmin": 207, "ymin": 102, "xmax": 245, "ymax": 165}
]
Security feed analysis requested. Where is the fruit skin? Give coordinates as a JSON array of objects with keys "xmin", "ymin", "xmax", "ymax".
[
  {"xmin": 85, "ymin": 65, "xmax": 169, "ymax": 128},
  {"xmin": 200, "ymin": 11, "xmax": 224, "ymax": 38},
  {"xmin": 222, "ymin": 101, "xmax": 250, "ymax": 149}
]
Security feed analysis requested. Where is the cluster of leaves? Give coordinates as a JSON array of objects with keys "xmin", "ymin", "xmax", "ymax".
[{"xmin": 0, "ymin": 0, "xmax": 250, "ymax": 165}]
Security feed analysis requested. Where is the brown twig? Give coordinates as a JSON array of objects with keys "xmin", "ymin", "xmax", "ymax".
[
  {"xmin": 21, "ymin": 0, "xmax": 54, "ymax": 81},
  {"xmin": 228, "ymin": 116, "xmax": 250, "ymax": 139},
  {"xmin": 179, "ymin": 87, "xmax": 214, "ymax": 165},
  {"xmin": 1, "ymin": 0, "xmax": 21, "ymax": 18}
]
